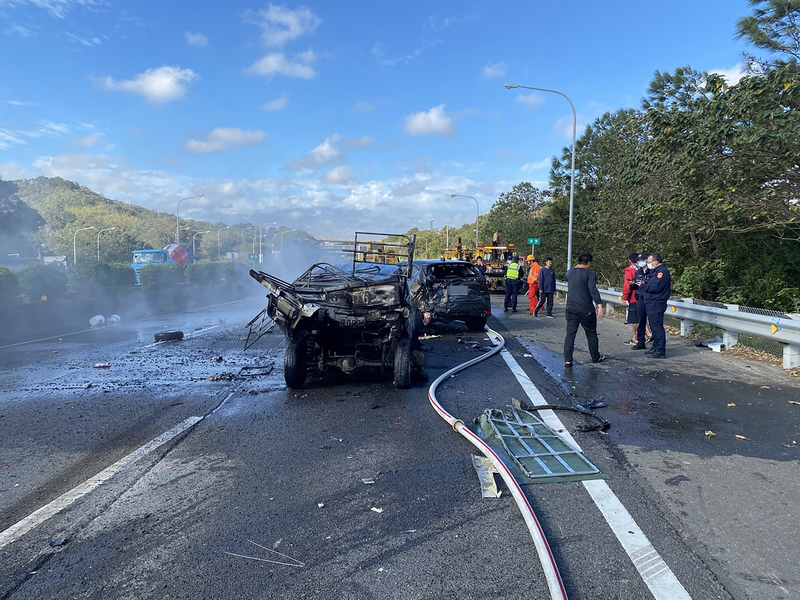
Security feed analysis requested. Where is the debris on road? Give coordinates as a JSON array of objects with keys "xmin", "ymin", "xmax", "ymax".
[
  {"xmin": 736, "ymin": 435, "xmax": 748, "ymax": 440},
  {"xmin": 93, "ymin": 362, "xmax": 110, "ymax": 369},
  {"xmin": 693, "ymin": 335, "xmax": 724, "ymax": 352},
  {"xmin": 317, "ymin": 502, "xmax": 325, "ymax": 508},
  {"xmin": 705, "ymin": 430, "xmax": 717, "ymax": 438},
  {"xmin": 419, "ymin": 334, "xmax": 441, "ymax": 340},
  {"xmin": 238, "ymin": 365, "xmax": 274, "ymax": 377},
  {"xmin": 371, "ymin": 507, "xmax": 384, "ymax": 514},
  {"xmin": 790, "ymin": 401, "xmax": 800, "ymax": 406},
  {"xmin": 154, "ymin": 330, "xmax": 184, "ymax": 342},
  {"xmin": 209, "ymin": 374, "xmax": 234, "ymax": 381},
  {"xmin": 362, "ymin": 478, "xmax": 376, "ymax": 485},
  {"xmin": 728, "ymin": 403, "xmax": 736, "ymax": 407},
  {"xmin": 89, "ymin": 315, "xmax": 105, "ymax": 327}
]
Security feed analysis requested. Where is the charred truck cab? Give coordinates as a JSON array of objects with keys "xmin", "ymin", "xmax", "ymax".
[{"xmin": 247, "ymin": 233, "xmax": 422, "ymax": 390}]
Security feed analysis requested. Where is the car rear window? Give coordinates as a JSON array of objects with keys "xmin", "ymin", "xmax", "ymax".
[{"xmin": 427, "ymin": 263, "xmax": 479, "ymax": 279}]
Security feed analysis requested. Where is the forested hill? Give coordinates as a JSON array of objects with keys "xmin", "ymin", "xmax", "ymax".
[{"xmin": 0, "ymin": 176, "xmax": 287, "ymax": 264}]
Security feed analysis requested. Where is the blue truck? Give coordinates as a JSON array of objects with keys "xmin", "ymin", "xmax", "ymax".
[{"xmin": 131, "ymin": 243, "xmax": 192, "ymax": 285}]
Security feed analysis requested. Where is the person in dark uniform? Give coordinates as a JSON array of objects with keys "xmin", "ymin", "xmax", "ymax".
[
  {"xmin": 534, "ymin": 257, "xmax": 556, "ymax": 317},
  {"xmin": 563, "ymin": 253, "xmax": 606, "ymax": 366},
  {"xmin": 637, "ymin": 253, "xmax": 671, "ymax": 358},
  {"xmin": 632, "ymin": 253, "xmax": 651, "ymax": 350},
  {"xmin": 474, "ymin": 257, "xmax": 487, "ymax": 276},
  {"xmin": 503, "ymin": 256, "xmax": 523, "ymax": 312}
]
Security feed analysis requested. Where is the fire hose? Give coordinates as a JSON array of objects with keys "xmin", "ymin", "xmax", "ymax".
[{"xmin": 427, "ymin": 326, "xmax": 568, "ymax": 600}]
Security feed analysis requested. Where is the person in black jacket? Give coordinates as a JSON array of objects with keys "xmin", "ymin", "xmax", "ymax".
[
  {"xmin": 637, "ymin": 253, "xmax": 671, "ymax": 358},
  {"xmin": 563, "ymin": 253, "xmax": 606, "ymax": 366},
  {"xmin": 534, "ymin": 257, "xmax": 556, "ymax": 317}
]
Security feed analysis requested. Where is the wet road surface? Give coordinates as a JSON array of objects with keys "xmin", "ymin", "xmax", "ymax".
[{"xmin": 1, "ymin": 293, "xmax": 795, "ymax": 598}]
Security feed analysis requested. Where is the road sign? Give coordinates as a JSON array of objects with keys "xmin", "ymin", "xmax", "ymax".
[
  {"xmin": 226, "ymin": 252, "xmax": 239, "ymax": 259},
  {"xmin": 248, "ymin": 254, "xmax": 260, "ymax": 261},
  {"xmin": 528, "ymin": 238, "xmax": 541, "ymax": 245}
]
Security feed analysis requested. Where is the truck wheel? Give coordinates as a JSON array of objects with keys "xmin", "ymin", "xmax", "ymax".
[
  {"xmin": 154, "ymin": 330, "xmax": 184, "ymax": 342},
  {"xmin": 465, "ymin": 317, "xmax": 487, "ymax": 331},
  {"xmin": 284, "ymin": 339, "xmax": 307, "ymax": 390},
  {"xmin": 393, "ymin": 337, "xmax": 412, "ymax": 389}
]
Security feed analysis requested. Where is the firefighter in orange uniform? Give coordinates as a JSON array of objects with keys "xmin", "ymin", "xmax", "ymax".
[{"xmin": 527, "ymin": 255, "xmax": 541, "ymax": 315}]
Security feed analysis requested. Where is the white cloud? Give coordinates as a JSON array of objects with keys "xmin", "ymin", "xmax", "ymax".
[
  {"xmin": 404, "ymin": 104, "xmax": 456, "ymax": 138},
  {"xmin": 244, "ymin": 4, "xmax": 321, "ymax": 47},
  {"xmin": 65, "ymin": 31, "xmax": 101, "ymax": 46},
  {"xmin": 6, "ymin": 24, "xmax": 32, "ymax": 37},
  {"xmin": 73, "ymin": 133, "xmax": 104, "ymax": 148},
  {"xmin": 284, "ymin": 135, "xmax": 344, "ymax": 171},
  {"xmin": 554, "ymin": 114, "xmax": 590, "ymax": 139},
  {"xmin": 184, "ymin": 31, "xmax": 208, "ymax": 47},
  {"xmin": 183, "ymin": 128, "xmax": 267, "ymax": 154},
  {"xmin": 98, "ymin": 66, "xmax": 198, "ymax": 105},
  {"xmin": 0, "ymin": 161, "xmax": 32, "ymax": 179},
  {"xmin": 342, "ymin": 136, "xmax": 372, "ymax": 151},
  {"xmin": 245, "ymin": 51, "xmax": 316, "ymax": 80},
  {"xmin": 483, "ymin": 61, "xmax": 507, "ymax": 78},
  {"xmin": 322, "ymin": 166, "xmax": 356, "ymax": 185},
  {"xmin": 515, "ymin": 93, "xmax": 545, "ymax": 108},
  {"xmin": 709, "ymin": 63, "xmax": 747, "ymax": 85},
  {"xmin": 1, "ymin": 0, "xmax": 100, "ymax": 19},
  {"xmin": 0, "ymin": 130, "xmax": 26, "ymax": 150},
  {"xmin": 520, "ymin": 159, "xmax": 551, "ymax": 173},
  {"xmin": 262, "ymin": 97, "xmax": 288, "ymax": 111},
  {"xmin": 7, "ymin": 100, "xmax": 35, "ymax": 106}
]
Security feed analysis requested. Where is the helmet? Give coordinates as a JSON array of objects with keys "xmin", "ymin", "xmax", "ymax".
[{"xmin": 527, "ymin": 255, "xmax": 535, "ymax": 261}]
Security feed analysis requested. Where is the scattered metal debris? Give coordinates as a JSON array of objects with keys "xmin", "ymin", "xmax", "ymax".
[
  {"xmin": 93, "ymin": 362, "xmax": 110, "ymax": 369},
  {"xmin": 238, "ymin": 364, "xmax": 275, "ymax": 377},
  {"xmin": 471, "ymin": 455, "xmax": 501, "ymax": 498},
  {"xmin": 477, "ymin": 407, "xmax": 605, "ymax": 483},
  {"xmin": 735, "ymin": 435, "xmax": 748, "ymax": 440},
  {"xmin": 705, "ymin": 430, "xmax": 717, "ymax": 438},
  {"xmin": 224, "ymin": 540, "xmax": 305, "ymax": 567},
  {"xmin": 361, "ymin": 478, "xmax": 376, "ymax": 485},
  {"xmin": 371, "ymin": 507, "xmax": 384, "ymax": 514}
]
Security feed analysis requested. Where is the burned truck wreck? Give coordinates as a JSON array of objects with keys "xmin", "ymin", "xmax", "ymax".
[{"xmin": 246, "ymin": 233, "xmax": 422, "ymax": 390}]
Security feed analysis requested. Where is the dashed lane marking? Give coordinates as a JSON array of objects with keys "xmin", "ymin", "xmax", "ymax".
[{"xmin": 495, "ymin": 345, "xmax": 692, "ymax": 600}]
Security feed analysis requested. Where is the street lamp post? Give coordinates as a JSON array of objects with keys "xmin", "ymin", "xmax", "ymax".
[
  {"xmin": 430, "ymin": 219, "xmax": 435, "ymax": 231},
  {"xmin": 193, "ymin": 230, "xmax": 211, "ymax": 259},
  {"xmin": 280, "ymin": 229, "xmax": 295, "ymax": 255},
  {"xmin": 96, "ymin": 227, "xmax": 117, "ymax": 261},
  {"xmin": 450, "ymin": 194, "xmax": 479, "ymax": 252},
  {"xmin": 505, "ymin": 82, "xmax": 577, "ymax": 269},
  {"xmin": 176, "ymin": 193, "xmax": 203, "ymax": 244},
  {"xmin": 217, "ymin": 226, "xmax": 229, "ymax": 259},
  {"xmin": 73, "ymin": 226, "xmax": 95, "ymax": 266},
  {"xmin": 259, "ymin": 222, "xmax": 277, "ymax": 264}
]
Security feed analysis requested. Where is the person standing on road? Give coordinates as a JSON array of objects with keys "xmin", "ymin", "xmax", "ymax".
[
  {"xmin": 535, "ymin": 257, "xmax": 556, "ymax": 318},
  {"xmin": 527, "ymin": 255, "xmax": 541, "ymax": 315},
  {"xmin": 632, "ymin": 253, "xmax": 653, "ymax": 350},
  {"xmin": 475, "ymin": 256, "xmax": 487, "ymax": 277},
  {"xmin": 622, "ymin": 253, "xmax": 642, "ymax": 344},
  {"xmin": 564, "ymin": 252, "xmax": 606, "ymax": 366},
  {"xmin": 504, "ymin": 255, "xmax": 523, "ymax": 312},
  {"xmin": 637, "ymin": 253, "xmax": 671, "ymax": 358}
]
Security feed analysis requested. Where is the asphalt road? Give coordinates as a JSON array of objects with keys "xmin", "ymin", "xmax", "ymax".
[{"xmin": 1, "ymin": 293, "xmax": 797, "ymax": 599}]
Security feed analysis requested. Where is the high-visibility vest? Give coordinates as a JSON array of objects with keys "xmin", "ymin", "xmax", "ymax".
[
  {"xmin": 527, "ymin": 262, "xmax": 540, "ymax": 284},
  {"xmin": 506, "ymin": 263, "xmax": 521, "ymax": 279}
]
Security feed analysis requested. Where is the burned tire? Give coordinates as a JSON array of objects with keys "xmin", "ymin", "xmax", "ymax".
[
  {"xmin": 465, "ymin": 317, "xmax": 487, "ymax": 331},
  {"xmin": 154, "ymin": 330, "xmax": 184, "ymax": 342},
  {"xmin": 284, "ymin": 339, "xmax": 307, "ymax": 390},
  {"xmin": 393, "ymin": 337, "xmax": 412, "ymax": 389}
]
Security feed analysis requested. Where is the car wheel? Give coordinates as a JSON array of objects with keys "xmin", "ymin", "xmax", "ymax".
[
  {"xmin": 393, "ymin": 337, "xmax": 412, "ymax": 389},
  {"xmin": 154, "ymin": 330, "xmax": 184, "ymax": 342},
  {"xmin": 465, "ymin": 317, "xmax": 487, "ymax": 331},
  {"xmin": 284, "ymin": 339, "xmax": 307, "ymax": 390}
]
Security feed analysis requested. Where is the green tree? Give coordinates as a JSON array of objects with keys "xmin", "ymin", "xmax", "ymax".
[{"xmin": 736, "ymin": 0, "xmax": 800, "ymax": 70}]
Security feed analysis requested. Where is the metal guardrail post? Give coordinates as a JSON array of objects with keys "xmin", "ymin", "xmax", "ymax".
[{"xmin": 680, "ymin": 298, "xmax": 695, "ymax": 336}]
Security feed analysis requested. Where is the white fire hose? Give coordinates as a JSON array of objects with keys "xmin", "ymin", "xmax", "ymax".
[{"xmin": 427, "ymin": 326, "xmax": 568, "ymax": 600}]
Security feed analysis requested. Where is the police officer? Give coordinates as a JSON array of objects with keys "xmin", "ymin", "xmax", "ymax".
[
  {"xmin": 637, "ymin": 253, "xmax": 671, "ymax": 358},
  {"xmin": 504, "ymin": 255, "xmax": 523, "ymax": 312}
]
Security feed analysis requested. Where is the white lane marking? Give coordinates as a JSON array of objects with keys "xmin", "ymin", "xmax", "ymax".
[
  {"xmin": 496, "ymin": 345, "xmax": 692, "ymax": 600},
  {"xmin": 0, "ymin": 416, "xmax": 203, "ymax": 551}
]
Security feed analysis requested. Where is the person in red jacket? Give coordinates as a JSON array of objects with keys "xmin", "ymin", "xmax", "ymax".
[
  {"xmin": 527, "ymin": 255, "xmax": 541, "ymax": 315},
  {"xmin": 622, "ymin": 253, "xmax": 651, "ymax": 345}
]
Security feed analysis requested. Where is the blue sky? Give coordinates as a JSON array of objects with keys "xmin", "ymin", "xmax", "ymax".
[{"xmin": 0, "ymin": 0, "xmax": 755, "ymax": 239}]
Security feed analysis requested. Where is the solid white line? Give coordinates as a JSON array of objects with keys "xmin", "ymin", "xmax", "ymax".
[
  {"xmin": 0, "ymin": 416, "xmax": 203, "ymax": 551},
  {"xmin": 495, "ymin": 344, "xmax": 692, "ymax": 600}
]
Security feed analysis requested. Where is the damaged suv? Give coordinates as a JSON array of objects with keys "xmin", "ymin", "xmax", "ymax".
[
  {"xmin": 407, "ymin": 259, "xmax": 491, "ymax": 331},
  {"xmin": 246, "ymin": 233, "xmax": 422, "ymax": 390}
]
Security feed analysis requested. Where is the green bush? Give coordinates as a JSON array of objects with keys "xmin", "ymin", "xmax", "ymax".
[
  {"xmin": 139, "ymin": 264, "xmax": 185, "ymax": 290},
  {"xmin": 186, "ymin": 262, "xmax": 227, "ymax": 286},
  {"xmin": 16, "ymin": 264, "xmax": 68, "ymax": 304},
  {"xmin": 68, "ymin": 262, "xmax": 135, "ymax": 296},
  {"xmin": 0, "ymin": 267, "xmax": 20, "ymax": 307}
]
